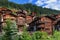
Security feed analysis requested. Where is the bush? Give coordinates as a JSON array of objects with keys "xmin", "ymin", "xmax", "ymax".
[
  {"xmin": 32, "ymin": 31, "xmax": 48, "ymax": 40},
  {"xmin": 2, "ymin": 19, "xmax": 18, "ymax": 40}
]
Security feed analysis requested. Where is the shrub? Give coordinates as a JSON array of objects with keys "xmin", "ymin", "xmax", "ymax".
[
  {"xmin": 32, "ymin": 31, "xmax": 48, "ymax": 40},
  {"xmin": 2, "ymin": 19, "xmax": 18, "ymax": 40}
]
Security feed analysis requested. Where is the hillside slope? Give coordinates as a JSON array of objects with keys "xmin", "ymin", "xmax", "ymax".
[{"xmin": 0, "ymin": 0, "xmax": 60, "ymax": 16}]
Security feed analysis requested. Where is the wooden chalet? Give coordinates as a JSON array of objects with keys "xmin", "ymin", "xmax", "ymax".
[
  {"xmin": 1, "ymin": 7, "xmax": 60, "ymax": 35},
  {"xmin": 26, "ymin": 15, "xmax": 33, "ymax": 24},
  {"xmin": 27, "ymin": 17, "xmax": 40, "ymax": 32},
  {"xmin": 16, "ymin": 10, "xmax": 26, "ymax": 32},
  {"xmin": 0, "ymin": 8, "xmax": 17, "ymax": 32},
  {"xmin": 53, "ymin": 14, "xmax": 60, "ymax": 31},
  {"xmin": 40, "ymin": 16, "xmax": 56, "ymax": 35}
]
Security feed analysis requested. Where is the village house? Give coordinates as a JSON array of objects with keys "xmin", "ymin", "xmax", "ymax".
[
  {"xmin": 26, "ymin": 15, "xmax": 33, "ymax": 24},
  {"xmin": 37, "ymin": 23, "xmax": 45, "ymax": 32},
  {"xmin": 53, "ymin": 14, "xmax": 60, "ymax": 31},
  {"xmin": 0, "ymin": 7, "xmax": 60, "ymax": 35},
  {"xmin": 0, "ymin": 8, "xmax": 18, "ymax": 33},
  {"xmin": 0, "ymin": 8, "xmax": 9, "ymax": 32},
  {"xmin": 40, "ymin": 16, "xmax": 56, "ymax": 35},
  {"xmin": 27, "ymin": 17, "xmax": 40, "ymax": 32},
  {"xmin": 16, "ymin": 10, "xmax": 26, "ymax": 33}
]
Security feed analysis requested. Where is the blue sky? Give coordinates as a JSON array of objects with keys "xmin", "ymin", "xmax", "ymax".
[
  {"xmin": 9, "ymin": 0, "xmax": 37, "ymax": 4},
  {"xmin": 9, "ymin": 0, "xmax": 60, "ymax": 10}
]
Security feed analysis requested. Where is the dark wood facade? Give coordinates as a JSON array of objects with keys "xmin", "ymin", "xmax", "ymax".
[
  {"xmin": 39, "ymin": 16, "xmax": 56, "ymax": 35},
  {"xmin": 0, "ymin": 7, "xmax": 60, "ymax": 35}
]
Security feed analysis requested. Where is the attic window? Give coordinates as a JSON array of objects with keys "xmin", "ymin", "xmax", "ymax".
[
  {"xmin": 45, "ymin": 28, "xmax": 50, "ymax": 31},
  {"xmin": 5, "ymin": 11, "xmax": 12, "ymax": 14},
  {"xmin": 2, "ymin": 10, "xmax": 5, "ymax": 13},
  {"xmin": 41, "ymin": 27, "xmax": 44, "ymax": 29},
  {"xmin": 0, "ymin": 11, "xmax": 2, "ymax": 13},
  {"xmin": 11, "ymin": 19, "xmax": 15, "ymax": 20},
  {"xmin": 4, "ymin": 19, "xmax": 6, "ymax": 20}
]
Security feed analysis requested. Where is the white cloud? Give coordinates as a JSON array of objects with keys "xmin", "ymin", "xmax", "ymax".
[
  {"xmin": 35, "ymin": 0, "xmax": 60, "ymax": 10},
  {"xmin": 35, "ymin": 0, "xmax": 44, "ymax": 6}
]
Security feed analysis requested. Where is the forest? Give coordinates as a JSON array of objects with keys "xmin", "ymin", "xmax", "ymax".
[{"xmin": 0, "ymin": 0, "xmax": 60, "ymax": 16}]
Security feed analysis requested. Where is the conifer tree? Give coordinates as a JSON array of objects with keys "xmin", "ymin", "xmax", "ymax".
[{"xmin": 2, "ymin": 19, "xmax": 18, "ymax": 40}]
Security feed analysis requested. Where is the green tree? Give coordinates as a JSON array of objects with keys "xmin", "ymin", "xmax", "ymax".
[
  {"xmin": 32, "ymin": 31, "xmax": 48, "ymax": 40},
  {"xmin": 2, "ymin": 19, "xmax": 18, "ymax": 40}
]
